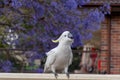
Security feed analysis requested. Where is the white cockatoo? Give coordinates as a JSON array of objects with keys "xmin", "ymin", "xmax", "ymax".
[{"xmin": 44, "ymin": 31, "xmax": 74, "ymax": 78}]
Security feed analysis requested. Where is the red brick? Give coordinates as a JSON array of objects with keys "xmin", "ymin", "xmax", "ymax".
[{"xmin": 100, "ymin": 15, "xmax": 120, "ymax": 74}]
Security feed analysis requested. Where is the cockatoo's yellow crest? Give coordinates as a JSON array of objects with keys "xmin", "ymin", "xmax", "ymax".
[{"xmin": 52, "ymin": 39, "xmax": 59, "ymax": 43}]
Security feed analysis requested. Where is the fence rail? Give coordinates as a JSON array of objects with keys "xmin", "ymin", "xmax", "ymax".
[
  {"xmin": 0, "ymin": 73, "xmax": 120, "ymax": 80},
  {"xmin": 0, "ymin": 48, "xmax": 107, "ymax": 73},
  {"xmin": 0, "ymin": 48, "xmax": 107, "ymax": 54}
]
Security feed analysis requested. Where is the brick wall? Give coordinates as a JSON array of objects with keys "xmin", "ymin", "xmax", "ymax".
[
  {"xmin": 110, "ymin": 14, "xmax": 120, "ymax": 74},
  {"xmin": 100, "ymin": 13, "xmax": 120, "ymax": 74},
  {"xmin": 100, "ymin": 16, "xmax": 110, "ymax": 73}
]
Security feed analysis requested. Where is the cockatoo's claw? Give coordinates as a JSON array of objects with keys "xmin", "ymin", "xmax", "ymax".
[
  {"xmin": 66, "ymin": 73, "xmax": 70, "ymax": 79},
  {"xmin": 54, "ymin": 72, "xmax": 58, "ymax": 79}
]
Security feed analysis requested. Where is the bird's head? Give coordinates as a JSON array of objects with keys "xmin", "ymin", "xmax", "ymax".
[{"xmin": 52, "ymin": 31, "xmax": 74, "ymax": 44}]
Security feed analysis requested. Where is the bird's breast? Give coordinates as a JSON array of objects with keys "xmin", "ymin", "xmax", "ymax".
[{"xmin": 53, "ymin": 48, "xmax": 72, "ymax": 70}]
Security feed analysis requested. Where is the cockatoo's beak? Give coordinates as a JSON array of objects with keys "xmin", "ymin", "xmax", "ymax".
[{"xmin": 52, "ymin": 39, "xmax": 59, "ymax": 43}]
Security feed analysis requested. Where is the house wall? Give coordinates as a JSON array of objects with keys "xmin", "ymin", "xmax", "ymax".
[
  {"xmin": 101, "ymin": 13, "xmax": 120, "ymax": 74},
  {"xmin": 100, "ymin": 16, "xmax": 110, "ymax": 73},
  {"xmin": 110, "ymin": 13, "xmax": 120, "ymax": 74}
]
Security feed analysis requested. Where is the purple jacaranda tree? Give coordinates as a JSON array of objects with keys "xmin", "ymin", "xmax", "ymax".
[{"xmin": 0, "ymin": 0, "xmax": 110, "ymax": 72}]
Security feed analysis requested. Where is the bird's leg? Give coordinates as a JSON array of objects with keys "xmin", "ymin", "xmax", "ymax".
[
  {"xmin": 51, "ymin": 66, "xmax": 58, "ymax": 79},
  {"xmin": 43, "ymin": 66, "xmax": 47, "ymax": 73},
  {"xmin": 64, "ymin": 67, "xmax": 69, "ymax": 78}
]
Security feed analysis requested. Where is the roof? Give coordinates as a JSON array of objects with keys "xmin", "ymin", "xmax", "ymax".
[
  {"xmin": 90, "ymin": 0, "xmax": 120, "ymax": 4},
  {"xmin": 84, "ymin": 0, "xmax": 120, "ymax": 12}
]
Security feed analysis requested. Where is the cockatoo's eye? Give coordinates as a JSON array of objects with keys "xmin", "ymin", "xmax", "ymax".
[{"xmin": 64, "ymin": 35, "xmax": 67, "ymax": 37}]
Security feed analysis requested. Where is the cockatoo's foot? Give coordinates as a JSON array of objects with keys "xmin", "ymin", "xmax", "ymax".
[
  {"xmin": 53, "ymin": 72, "xmax": 58, "ymax": 79},
  {"xmin": 66, "ymin": 73, "xmax": 70, "ymax": 79}
]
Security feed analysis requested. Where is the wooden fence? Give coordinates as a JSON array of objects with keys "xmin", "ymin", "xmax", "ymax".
[
  {"xmin": 0, "ymin": 73, "xmax": 120, "ymax": 80},
  {"xmin": 0, "ymin": 49, "xmax": 119, "ymax": 80}
]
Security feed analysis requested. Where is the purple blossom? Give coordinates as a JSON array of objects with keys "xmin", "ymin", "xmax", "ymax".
[
  {"xmin": 65, "ymin": 0, "xmax": 77, "ymax": 10},
  {"xmin": 51, "ymin": 1, "xmax": 58, "ymax": 7},
  {"xmin": 100, "ymin": 3, "xmax": 111, "ymax": 14},
  {"xmin": 1, "ymin": 60, "xmax": 13, "ymax": 72},
  {"xmin": 21, "ymin": 0, "xmax": 33, "ymax": 8},
  {"xmin": 76, "ymin": 0, "xmax": 90, "ymax": 6},
  {"xmin": 1, "ymin": 0, "xmax": 107, "ymax": 50},
  {"xmin": 11, "ymin": 0, "xmax": 22, "ymax": 8},
  {"xmin": 32, "ymin": 2, "xmax": 45, "ymax": 19},
  {"xmin": 3, "ymin": 0, "xmax": 10, "ymax": 5}
]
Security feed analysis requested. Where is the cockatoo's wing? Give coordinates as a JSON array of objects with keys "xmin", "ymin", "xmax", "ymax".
[
  {"xmin": 69, "ymin": 52, "xmax": 73, "ymax": 65},
  {"xmin": 45, "ymin": 49, "xmax": 55, "ymax": 56},
  {"xmin": 44, "ymin": 50, "xmax": 56, "ymax": 72}
]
